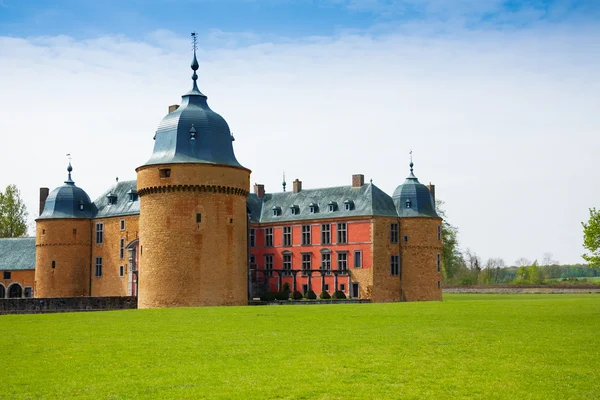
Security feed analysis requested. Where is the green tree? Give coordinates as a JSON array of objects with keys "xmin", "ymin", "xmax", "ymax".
[
  {"xmin": 582, "ymin": 208, "xmax": 600, "ymax": 269},
  {"xmin": 435, "ymin": 199, "xmax": 464, "ymax": 281},
  {"xmin": 0, "ymin": 184, "xmax": 28, "ymax": 238},
  {"xmin": 528, "ymin": 261, "xmax": 542, "ymax": 285}
]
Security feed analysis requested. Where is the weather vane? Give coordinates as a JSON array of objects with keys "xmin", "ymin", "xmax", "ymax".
[{"xmin": 191, "ymin": 31, "xmax": 197, "ymax": 52}]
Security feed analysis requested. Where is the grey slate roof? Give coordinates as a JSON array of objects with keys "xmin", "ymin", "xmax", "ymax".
[
  {"xmin": 247, "ymin": 183, "xmax": 398, "ymax": 223},
  {"xmin": 93, "ymin": 180, "xmax": 140, "ymax": 218},
  {"xmin": 0, "ymin": 237, "xmax": 36, "ymax": 271},
  {"xmin": 142, "ymin": 53, "xmax": 245, "ymax": 169},
  {"xmin": 392, "ymin": 169, "xmax": 439, "ymax": 218},
  {"xmin": 38, "ymin": 166, "xmax": 93, "ymax": 220}
]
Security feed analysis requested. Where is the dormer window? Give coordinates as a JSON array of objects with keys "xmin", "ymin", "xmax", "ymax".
[
  {"xmin": 327, "ymin": 201, "xmax": 337, "ymax": 212},
  {"xmin": 127, "ymin": 189, "xmax": 138, "ymax": 202},
  {"xmin": 290, "ymin": 205, "xmax": 299, "ymax": 215},
  {"xmin": 107, "ymin": 193, "xmax": 117, "ymax": 205},
  {"xmin": 405, "ymin": 199, "xmax": 412, "ymax": 208},
  {"xmin": 344, "ymin": 200, "xmax": 354, "ymax": 211},
  {"xmin": 79, "ymin": 200, "xmax": 85, "ymax": 211},
  {"xmin": 272, "ymin": 206, "xmax": 281, "ymax": 217},
  {"xmin": 309, "ymin": 203, "xmax": 318, "ymax": 214}
]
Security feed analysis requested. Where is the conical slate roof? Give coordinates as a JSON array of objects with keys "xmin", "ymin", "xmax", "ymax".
[
  {"xmin": 38, "ymin": 163, "xmax": 93, "ymax": 220},
  {"xmin": 392, "ymin": 162, "xmax": 439, "ymax": 218}
]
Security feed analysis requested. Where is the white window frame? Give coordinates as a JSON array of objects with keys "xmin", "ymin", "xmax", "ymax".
[
  {"xmin": 354, "ymin": 250, "xmax": 362, "ymax": 268},
  {"xmin": 95, "ymin": 222, "xmax": 104, "ymax": 244},
  {"xmin": 337, "ymin": 223, "xmax": 347, "ymax": 244},
  {"xmin": 95, "ymin": 257, "xmax": 103, "ymax": 277},
  {"xmin": 265, "ymin": 228, "xmax": 274, "ymax": 247}
]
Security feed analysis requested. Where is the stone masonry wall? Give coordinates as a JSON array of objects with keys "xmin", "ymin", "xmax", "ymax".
[
  {"xmin": 0, "ymin": 296, "xmax": 137, "ymax": 314},
  {"xmin": 136, "ymin": 163, "xmax": 250, "ymax": 308},
  {"xmin": 371, "ymin": 217, "xmax": 402, "ymax": 302},
  {"xmin": 400, "ymin": 217, "xmax": 443, "ymax": 301},
  {"xmin": 35, "ymin": 219, "xmax": 92, "ymax": 297}
]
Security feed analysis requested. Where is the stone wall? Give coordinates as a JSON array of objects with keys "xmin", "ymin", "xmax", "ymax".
[{"xmin": 0, "ymin": 296, "xmax": 137, "ymax": 314}]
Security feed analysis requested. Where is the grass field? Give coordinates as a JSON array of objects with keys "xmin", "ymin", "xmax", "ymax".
[{"xmin": 2, "ymin": 294, "xmax": 599, "ymax": 399}]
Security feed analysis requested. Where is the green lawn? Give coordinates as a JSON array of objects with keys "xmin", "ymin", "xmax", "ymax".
[{"xmin": 2, "ymin": 294, "xmax": 599, "ymax": 399}]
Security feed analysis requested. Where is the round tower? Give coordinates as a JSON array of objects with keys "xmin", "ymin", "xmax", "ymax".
[
  {"xmin": 136, "ymin": 43, "xmax": 250, "ymax": 308},
  {"xmin": 392, "ymin": 160, "xmax": 443, "ymax": 301},
  {"xmin": 36, "ymin": 163, "xmax": 93, "ymax": 297}
]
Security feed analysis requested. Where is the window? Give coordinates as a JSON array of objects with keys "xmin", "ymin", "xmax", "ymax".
[
  {"xmin": 291, "ymin": 205, "xmax": 299, "ymax": 215},
  {"xmin": 390, "ymin": 255, "xmax": 400, "ymax": 276},
  {"xmin": 272, "ymin": 207, "xmax": 281, "ymax": 217},
  {"xmin": 321, "ymin": 224, "xmax": 331, "ymax": 245},
  {"xmin": 265, "ymin": 254, "xmax": 274, "ymax": 277},
  {"xmin": 344, "ymin": 200, "xmax": 354, "ymax": 211},
  {"xmin": 128, "ymin": 190, "xmax": 138, "ymax": 202},
  {"xmin": 95, "ymin": 257, "xmax": 103, "ymax": 277},
  {"xmin": 328, "ymin": 202, "xmax": 337, "ymax": 212},
  {"xmin": 283, "ymin": 226, "xmax": 292, "ymax": 247},
  {"xmin": 73, "ymin": 228, "xmax": 77, "ymax": 235},
  {"xmin": 95, "ymin": 222, "xmax": 104, "ymax": 244},
  {"xmin": 309, "ymin": 203, "xmax": 318, "ymax": 213},
  {"xmin": 302, "ymin": 225, "xmax": 311, "ymax": 245},
  {"xmin": 283, "ymin": 254, "xmax": 292, "ymax": 276},
  {"xmin": 438, "ymin": 225, "xmax": 442, "ymax": 240},
  {"xmin": 390, "ymin": 223, "xmax": 399, "ymax": 243},
  {"xmin": 337, "ymin": 253, "xmax": 348, "ymax": 273},
  {"xmin": 119, "ymin": 265, "xmax": 125, "ymax": 277},
  {"xmin": 337, "ymin": 223, "xmax": 347, "ymax": 244},
  {"xmin": 3, "ymin": 271, "xmax": 11, "ymax": 280},
  {"xmin": 42, "ymin": 229, "xmax": 45, "ymax": 235},
  {"xmin": 404, "ymin": 234, "xmax": 408, "ymax": 243},
  {"xmin": 340, "ymin": 283, "xmax": 346, "ymax": 291},
  {"xmin": 52, "ymin": 260, "xmax": 56, "ymax": 269},
  {"xmin": 196, "ymin": 213, "xmax": 201, "ymax": 223},
  {"xmin": 250, "ymin": 254, "xmax": 256, "ymax": 267},
  {"xmin": 24, "ymin": 287, "xmax": 33, "ymax": 298},
  {"xmin": 265, "ymin": 228, "xmax": 274, "ymax": 247},
  {"xmin": 437, "ymin": 254, "xmax": 441, "ymax": 273},
  {"xmin": 302, "ymin": 253, "xmax": 311, "ymax": 275},
  {"xmin": 322, "ymin": 253, "xmax": 331, "ymax": 275},
  {"xmin": 159, "ymin": 168, "xmax": 171, "ymax": 178},
  {"xmin": 107, "ymin": 194, "xmax": 117, "ymax": 205},
  {"xmin": 405, "ymin": 199, "xmax": 411, "ymax": 208},
  {"xmin": 438, "ymin": 280, "xmax": 441, "ymax": 289},
  {"xmin": 324, "ymin": 284, "xmax": 329, "ymax": 292},
  {"xmin": 120, "ymin": 238, "xmax": 125, "ymax": 259},
  {"xmin": 249, "ymin": 229, "xmax": 256, "ymax": 247},
  {"xmin": 354, "ymin": 251, "xmax": 362, "ymax": 268}
]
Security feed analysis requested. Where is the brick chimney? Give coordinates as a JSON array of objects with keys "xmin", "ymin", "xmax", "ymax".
[
  {"xmin": 427, "ymin": 183, "xmax": 435, "ymax": 204},
  {"xmin": 352, "ymin": 174, "xmax": 364, "ymax": 187},
  {"xmin": 253, "ymin": 183, "xmax": 265, "ymax": 199},
  {"xmin": 293, "ymin": 179, "xmax": 302, "ymax": 193},
  {"xmin": 39, "ymin": 187, "xmax": 49, "ymax": 216},
  {"xmin": 168, "ymin": 104, "xmax": 179, "ymax": 113}
]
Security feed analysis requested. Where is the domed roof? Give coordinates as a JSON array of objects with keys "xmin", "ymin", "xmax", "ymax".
[
  {"xmin": 38, "ymin": 164, "xmax": 93, "ymax": 220},
  {"xmin": 142, "ymin": 48, "xmax": 245, "ymax": 169},
  {"xmin": 392, "ymin": 162, "xmax": 439, "ymax": 218}
]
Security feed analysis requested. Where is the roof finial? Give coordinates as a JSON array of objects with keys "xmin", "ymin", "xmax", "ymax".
[
  {"xmin": 65, "ymin": 153, "xmax": 74, "ymax": 184},
  {"xmin": 282, "ymin": 171, "xmax": 287, "ymax": 192},
  {"xmin": 409, "ymin": 149, "xmax": 414, "ymax": 173},
  {"xmin": 190, "ymin": 32, "xmax": 199, "ymax": 91}
]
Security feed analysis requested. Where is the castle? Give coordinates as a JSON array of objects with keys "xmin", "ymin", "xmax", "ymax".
[{"xmin": 0, "ymin": 47, "xmax": 443, "ymax": 306}]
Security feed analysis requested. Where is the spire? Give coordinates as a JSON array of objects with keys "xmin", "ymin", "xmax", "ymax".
[
  {"xmin": 282, "ymin": 171, "xmax": 287, "ymax": 192},
  {"xmin": 65, "ymin": 153, "xmax": 74, "ymax": 185},
  {"xmin": 186, "ymin": 32, "xmax": 205, "ymax": 96},
  {"xmin": 408, "ymin": 150, "xmax": 417, "ymax": 179}
]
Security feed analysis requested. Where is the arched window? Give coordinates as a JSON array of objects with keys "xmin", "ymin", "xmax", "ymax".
[
  {"xmin": 8, "ymin": 283, "xmax": 22, "ymax": 298},
  {"xmin": 0, "ymin": 284, "xmax": 5, "ymax": 299}
]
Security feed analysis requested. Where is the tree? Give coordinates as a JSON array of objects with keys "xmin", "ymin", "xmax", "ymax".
[
  {"xmin": 0, "ymin": 184, "xmax": 28, "ymax": 238},
  {"xmin": 435, "ymin": 199, "xmax": 464, "ymax": 281},
  {"xmin": 582, "ymin": 208, "xmax": 600, "ymax": 269},
  {"xmin": 542, "ymin": 252, "xmax": 558, "ymax": 266},
  {"xmin": 514, "ymin": 257, "xmax": 531, "ymax": 268}
]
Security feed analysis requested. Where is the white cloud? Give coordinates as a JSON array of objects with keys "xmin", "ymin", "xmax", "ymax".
[{"xmin": 0, "ymin": 24, "xmax": 598, "ymax": 265}]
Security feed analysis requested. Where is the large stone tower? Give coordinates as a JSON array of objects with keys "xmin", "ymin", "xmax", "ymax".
[
  {"xmin": 136, "ymin": 46, "xmax": 251, "ymax": 308},
  {"xmin": 35, "ymin": 163, "xmax": 93, "ymax": 297},
  {"xmin": 392, "ymin": 161, "xmax": 443, "ymax": 301}
]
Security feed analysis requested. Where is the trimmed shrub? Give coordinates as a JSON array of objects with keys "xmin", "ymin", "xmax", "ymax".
[
  {"xmin": 319, "ymin": 291, "xmax": 331, "ymax": 300},
  {"xmin": 332, "ymin": 290, "xmax": 346, "ymax": 299},
  {"xmin": 304, "ymin": 290, "xmax": 317, "ymax": 300},
  {"xmin": 276, "ymin": 291, "xmax": 290, "ymax": 301},
  {"xmin": 292, "ymin": 291, "xmax": 303, "ymax": 300},
  {"xmin": 260, "ymin": 292, "xmax": 277, "ymax": 302},
  {"xmin": 282, "ymin": 282, "xmax": 291, "ymax": 292}
]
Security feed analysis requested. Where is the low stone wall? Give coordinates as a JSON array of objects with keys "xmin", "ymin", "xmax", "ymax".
[
  {"xmin": 249, "ymin": 299, "xmax": 372, "ymax": 306},
  {"xmin": 444, "ymin": 287, "xmax": 600, "ymax": 294},
  {"xmin": 0, "ymin": 296, "xmax": 138, "ymax": 315}
]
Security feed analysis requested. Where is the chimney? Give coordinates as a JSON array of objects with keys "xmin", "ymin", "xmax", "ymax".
[
  {"xmin": 39, "ymin": 187, "xmax": 49, "ymax": 216},
  {"xmin": 427, "ymin": 183, "xmax": 436, "ymax": 204},
  {"xmin": 168, "ymin": 104, "xmax": 179, "ymax": 113},
  {"xmin": 253, "ymin": 183, "xmax": 265, "ymax": 199},
  {"xmin": 293, "ymin": 179, "xmax": 302, "ymax": 193},
  {"xmin": 352, "ymin": 174, "xmax": 364, "ymax": 187}
]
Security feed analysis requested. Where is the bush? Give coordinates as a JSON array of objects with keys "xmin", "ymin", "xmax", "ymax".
[
  {"xmin": 319, "ymin": 291, "xmax": 331, "ymax": 299},
  {"xmin": 459, "ymin": 278, "xmax": 474, "ymax": 286},
  {"xmin": 332, "ymin": 290, "xmax": 346, "ymax": 299},
  {"xmin": 282, "ymin": 282, "xmax": 291, "ymax": 292},
  {"xmin": 276, "ymin": 291, "xmax": 290, "ymax": 301},
  {"xmin": 259, "ymin": 292, "xmax": 277, "ymax": 301},
  {"xmin": 304, "ymin": 290, "xmax": 317, "ymax": 300},
  {"xmin": 292, "ymin": 291, "xmax": 303, "ymax": 300}
]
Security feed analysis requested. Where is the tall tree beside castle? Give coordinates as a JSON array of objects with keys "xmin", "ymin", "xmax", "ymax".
[
  {"xmin": 582, "ymin": 208, "xmax": 600, "ymax": 269},
  {"xmin": 0, "ymin": 184, "xmax": 28, "ymax": 238}
]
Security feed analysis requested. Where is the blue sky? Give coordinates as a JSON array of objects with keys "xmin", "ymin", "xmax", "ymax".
[
  {"xmin": 0, "ymin": 1, "xmax": 599, "ymax": 265},
  {"xmin": 2, "ymin": 0, "xmax": 599, "ymax": 41}
]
